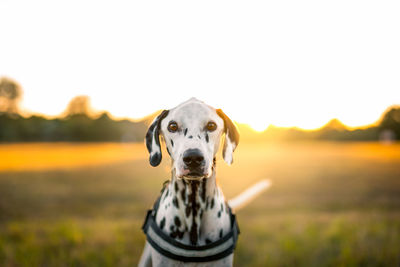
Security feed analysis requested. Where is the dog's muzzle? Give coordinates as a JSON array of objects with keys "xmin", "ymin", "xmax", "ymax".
[{"xmin": 181, "ymin": 149, "xmax": 206, "ymax": 179}]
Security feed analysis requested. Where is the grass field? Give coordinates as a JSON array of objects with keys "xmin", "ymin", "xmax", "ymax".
[{"xmin": 0, "ymin": 142, "xmax": 400, "ymax": 266}]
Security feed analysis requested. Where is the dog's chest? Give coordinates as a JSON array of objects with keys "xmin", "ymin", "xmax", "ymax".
[{"xmin": 155, "ymin": 180, "xmax": 231, "ymax": 246}]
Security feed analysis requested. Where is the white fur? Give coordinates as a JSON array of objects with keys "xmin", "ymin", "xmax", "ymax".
[
  {"xmin": 161, "ymin": 98, "xmax": 225, "ymax": 178},
  {"xmin": 139, "ymin": 98, "xmax": 237, "ymax": 267}
]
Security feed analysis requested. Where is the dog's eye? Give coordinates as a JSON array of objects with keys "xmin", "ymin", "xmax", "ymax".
[
  {"xmin": 168, "ymin": 121, "xmax": 178, "ymax": 133},
  {"xmin": 206, "ymin": 121, "xmax": 217, "ymax": 132}
]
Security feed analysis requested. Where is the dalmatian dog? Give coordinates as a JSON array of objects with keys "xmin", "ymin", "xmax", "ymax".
[{"xmin": 139, "ymin": 98, "xmax": 240, "ymax": 267}]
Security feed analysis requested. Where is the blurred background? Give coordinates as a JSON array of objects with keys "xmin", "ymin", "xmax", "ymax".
[{"xmin": 1, "ymin": 1, "xmax": 400, "ymax": 266}]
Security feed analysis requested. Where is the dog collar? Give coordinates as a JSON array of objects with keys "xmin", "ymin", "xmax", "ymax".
[{"xmin": 142, "ymin": 197, "xmax": 240, "ymax": 262}]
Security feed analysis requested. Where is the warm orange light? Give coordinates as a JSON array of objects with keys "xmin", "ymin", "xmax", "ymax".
[{"xmin": 0, "ymin": 143, "xmax": 146, "ymax": 172}]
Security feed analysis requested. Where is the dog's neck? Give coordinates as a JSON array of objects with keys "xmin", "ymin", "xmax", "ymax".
[{"xmin": 155, "ymin": 163, "xmax": 231, "ymax": 246}]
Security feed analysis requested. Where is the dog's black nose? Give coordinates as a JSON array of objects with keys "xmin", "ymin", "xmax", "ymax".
[{"xmin": 183, "ymin": 149, "xmax": 204, "ymax": 168}]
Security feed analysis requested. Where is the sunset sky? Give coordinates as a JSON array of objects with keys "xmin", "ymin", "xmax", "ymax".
[{"xmin": 1, "ymin": 0, "xmax": 399, "ymax": 131}]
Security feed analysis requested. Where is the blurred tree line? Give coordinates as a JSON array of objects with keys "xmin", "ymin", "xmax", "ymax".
[
  {"xmin": 238, "ymin": 107, "xmax": 400, "ymax": 143},
  {"xmin": 0, "ymin": 112, "xmax": 149, "ymax": 142},
  {"xmin": 0, "ymin": 76, "xmax": 399, "ymax": 142},
  {"xmin": 0, "ymin": 78, "xmax": 149, "ymax": 142}
]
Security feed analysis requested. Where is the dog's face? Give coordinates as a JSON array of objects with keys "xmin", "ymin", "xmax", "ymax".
[{"xmin": 146, "ymin": 98, "xmax": 239, "ymax": 180}]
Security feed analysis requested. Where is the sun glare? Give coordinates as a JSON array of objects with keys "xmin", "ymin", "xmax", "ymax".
[
  {"xmin": 1, "ymin": 1, "xmax": 399, "ymax": 130},
  {"xmin": 248, "ymin": 122, "xmax": 269, "ymax": 132}
]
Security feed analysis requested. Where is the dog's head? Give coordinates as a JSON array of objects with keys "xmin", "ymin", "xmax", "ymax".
[{"xmin": 145, "ymin": 98, "xmax": 239, "ymax": 180}]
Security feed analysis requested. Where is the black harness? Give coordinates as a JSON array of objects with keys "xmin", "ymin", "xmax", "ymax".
[{"xmin": 142, "ymin": 196, "xmax": 240, "ymax": 262}]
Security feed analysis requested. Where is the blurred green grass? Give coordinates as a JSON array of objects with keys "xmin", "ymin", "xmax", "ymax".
[{"xmin": 0, "ymin": 142, "xmax": 399, "ymax": 266}]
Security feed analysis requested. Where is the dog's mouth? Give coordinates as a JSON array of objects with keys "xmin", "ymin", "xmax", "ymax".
[
  {"xmin": 184, "ymin": 171, "xmax": 206, "ymax": 179},
  {"xmin": 177, "ymin": 168, "xmax": 209, "ymax": 180}
]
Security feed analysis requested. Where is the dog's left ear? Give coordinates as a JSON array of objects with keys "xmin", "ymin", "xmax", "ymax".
[
  {"xmin": 216, "ymin": 109, "xmax": 240, "ymax": 165},
  {"xmin": 145, "ymin": 110, "xmax": 169, "ymax": 167}
]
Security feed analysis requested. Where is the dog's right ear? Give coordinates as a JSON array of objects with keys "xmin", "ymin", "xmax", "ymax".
[
  {"xmin": 216, "ymin": 109, "xmax": 240, "ymax": 165},
  {"xmin": 145, "ymin": 110, "xmax": 169, "ymax": 167}
]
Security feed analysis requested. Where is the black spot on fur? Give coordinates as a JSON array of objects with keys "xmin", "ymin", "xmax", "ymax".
[
  {"xmin": 188, "ymin": 181, "xmax": 200, "ymax": 245},
  {"xmin": 181, "ymin": 188, "xmax": 186, "ymax": 202},
  {"xmin": 174, "ymin": 182, "xmax": 179, "ymax": 193},
  {"xmin": 190, "ymin": 220, "xmax": 198, "ymax": 245},
  {"xmin": 188, "ymin": 135, "xmax": 193, "ymax": 139},
  {"xmin": 197, "ymin": 135, "xmax": 201, "ymax": 139},
  {"xmin": 205, "ymin": 133, "xmax": 209, "ymax": 143},
  {"xmin": 178, "ymin": 231, "xmax": 184, "ymax": 239},
  {"xmin": 185, "ymin": 206, "xmax": 191, "ymax": 217},
  {"xmin": 172, "ymin": 197, "xmax": 179, "ymax": 209},
  {"xmin": 163, "ymin": 189, "xmax": 169, "ymax": 200},
  {"xmin": 161, "ymin": 180, "xmax": 169, "ymax": 192},
  {"xmin": 217, "ymin": 211, "xmax": 221, "ymax": 218},
  {"xmin": 205, "ymin": 238, "xmax": 212, "ymax": 244},
  {"xmin": 189, "ymin": 182, "xmax": 199, "ymax": 216},
  {"xmin": 166, "ymin": 147, "xmax": 171, "ymax": 155},
  {"xmin": 210, "ymin": 198, "xmax": 215, "ymax": 209},
  {"xmin": 219, "ymin": 229, "xmax": 223, "ymax": 238},
  {"xmin": 145, "ymin": 122, "xmax": 157, "ymax": 153},
  {"xmin": 201, "ymin": 179, "xmax": 207, "ymax": 203},
  {"xmin": 170, "ymin": 228, "xmax": 185, "ymax": 239},
  {"xmin": 184, "ymin": 128, "xmax": 188, "ymax": 136},
  {"xmin": 200, "ymin": 210, "xmax": 203, "ymax": 219},
  {"xmin": 160, "ymin": 217, "xmax": 166, "ymax": 230},
  {"xmin": 149, "ymin": 152, "xmax": 161, "ymax": 167},
  {"xmin": 221, "ymin": 203, "xmax": 224, "ymax": 212},
  {"xmin": 174, "ymin": 216, "xmax": 181, "ymax": 227},
  {"xmin": 169, "ymin": 224, "xmax": 184, "ymax": 239},
  {"xmin": 169, "ymin": 231, "xmax": 177, "ymax": 239},
  {"xmin": 170, "ymin": 139, "xmax": 174, "ymax": 147}
]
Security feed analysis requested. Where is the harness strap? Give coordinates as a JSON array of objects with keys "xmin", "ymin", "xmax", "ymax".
[{"xmin": 142, "ymin": 197, "xmax": 240, "ymax": 262}]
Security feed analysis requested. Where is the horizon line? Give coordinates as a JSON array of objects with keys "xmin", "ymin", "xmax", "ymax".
[{"xmin": 10, "ymin": 104, "xmax": 399, "ymax": 133}]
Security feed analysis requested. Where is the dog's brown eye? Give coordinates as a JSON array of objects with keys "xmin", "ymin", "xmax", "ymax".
[
  {"xmin": 168, "ymin": 121, "xmax": 178, "ymax": 133},
  {"xmin": 206, "ymin": 121, "xmax": 217, "ymax": 132}
]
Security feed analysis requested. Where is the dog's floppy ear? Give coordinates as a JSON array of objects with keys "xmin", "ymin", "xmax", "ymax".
[
  {"xmin": 216, "ymin": 109, "xmax": 240, "ymax": 165},
  {"xmin": 145, "ymin": 110, "xmax": 169, "ymax": 167}
]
